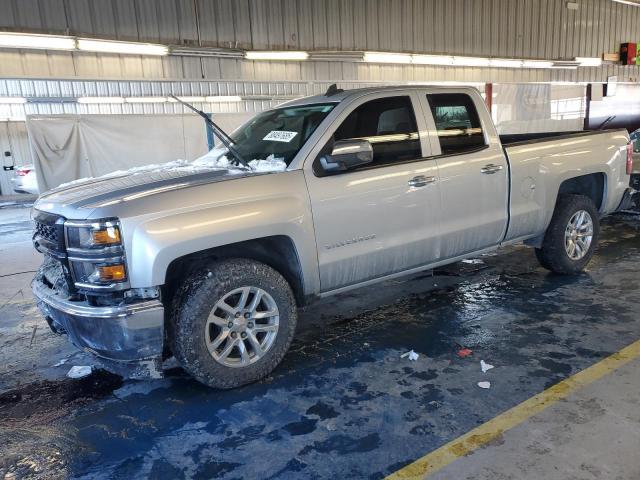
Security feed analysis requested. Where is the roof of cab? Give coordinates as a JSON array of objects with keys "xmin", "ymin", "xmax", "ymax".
[{"xmin": 280, "ymin": 84, "xmax": 479, "ymax": 107}]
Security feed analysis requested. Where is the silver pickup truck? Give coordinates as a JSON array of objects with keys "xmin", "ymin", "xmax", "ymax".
[{"xmin": 31, "ymin": 86, "xmax": 634, "ymax": 388}]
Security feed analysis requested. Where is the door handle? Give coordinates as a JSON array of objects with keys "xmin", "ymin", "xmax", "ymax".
[
  {"xmin": 480, "ymin": 164, "xmax": 504, "ymax": 174},
  {"xmin": 408, "ymin": 175, "xmax": 437, "ymax": 187}
]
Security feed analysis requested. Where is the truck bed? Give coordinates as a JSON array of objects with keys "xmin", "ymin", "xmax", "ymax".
[{"xmin": 500, "ymin": 130, "xmax": 603, "ymax": 146}]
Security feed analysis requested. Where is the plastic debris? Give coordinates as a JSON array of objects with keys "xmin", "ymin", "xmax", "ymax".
[
  {"xmin": 480, "ymin": 360, "xmax": 495, "ymax": 373},
  {"xmin": 461, "ymin": 259, "xmax": 484, "ymax": 264},
  {"xmin": 53, "ymin": 358, "xmax": 67, "ymax": 367},
  {"xmin": 457, "ymin": 348, "xmax": 473, "ymax": 358},
  {"xmin": 477, "ymin": 381, "xmax": 491, "ymax": 389},
  {"xmin": 400, "ymin": 350, "xmax": 420, "ymax": 361},
  {"xmin": 363, "ymin": 342, "xmax": 370, "ymax": 347},
  {"xmin": 67, "ymin": 366, "xmax": 92, "ymax": 379}
]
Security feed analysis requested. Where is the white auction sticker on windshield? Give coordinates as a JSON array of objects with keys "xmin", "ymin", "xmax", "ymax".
[{"xmin": 263, "ymin": 130, "xmax": 298, "ymax": 143}]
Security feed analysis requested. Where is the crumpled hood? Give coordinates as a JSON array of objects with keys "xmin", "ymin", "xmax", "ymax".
[
  {"xmin": 33, "ymin": 154, "xmax": 287, "ymax": 219},
  {"xmin": 37, "ymin": 168, "xmax": 237, "ymax": 210}
]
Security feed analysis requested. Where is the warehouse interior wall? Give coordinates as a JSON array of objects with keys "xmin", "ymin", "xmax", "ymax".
[{"xmin": 0, "ymin": 0, "xmax": 639, "ymax": 84}]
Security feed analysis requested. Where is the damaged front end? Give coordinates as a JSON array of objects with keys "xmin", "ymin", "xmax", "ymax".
[{"xmin": 31, "ymin": 210, "xmax": 165, "ymax": 379}]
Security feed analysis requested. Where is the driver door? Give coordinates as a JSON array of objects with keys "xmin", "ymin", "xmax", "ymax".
[{"xmin": 303, "ymin": 91, "xmax": 442, "ymax": 292}]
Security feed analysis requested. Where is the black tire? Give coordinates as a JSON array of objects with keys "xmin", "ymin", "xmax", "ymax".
[
  {"xmin": 170, "ymin": 258, "xmax": 297, "ymax": 389},
  {"xmin": 535, "ymin": 194, "xmax": 600, "ymax": 274}
]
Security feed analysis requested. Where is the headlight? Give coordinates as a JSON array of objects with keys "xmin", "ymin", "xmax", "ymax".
[
  {"xmin": 65, "ymin": 221, "xmax": 122, "ymax": 249},
  {"xmin": 65, "ymin": 219, "xmax": 128, "ymax": 289}
]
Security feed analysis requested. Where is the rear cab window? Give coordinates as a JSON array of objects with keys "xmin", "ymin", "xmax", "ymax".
[{"xmin": 426, "ymin": 93, "xmax": 487, "ymax": 155}]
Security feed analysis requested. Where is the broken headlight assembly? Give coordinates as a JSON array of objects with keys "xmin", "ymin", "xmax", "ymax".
[{"xmin": 64, "ymin": 219, "xmax": 128, "ymax": 290}]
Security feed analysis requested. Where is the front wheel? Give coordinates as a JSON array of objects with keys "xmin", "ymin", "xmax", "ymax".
[
  {"xmin": 535, "ymin": 194, "xmax": 600, "ymax": 274},
  {"xmin": 170, "ymin": 258, "xmax": 297, "ymax": 389}
]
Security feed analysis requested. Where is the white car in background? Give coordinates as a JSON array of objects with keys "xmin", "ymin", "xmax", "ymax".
[{"xmin": 10, "ymin": 164, "xmax": 39, "ymax": 195}]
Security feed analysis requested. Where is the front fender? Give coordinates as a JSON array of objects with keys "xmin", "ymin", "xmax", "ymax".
[{"xmin": 114, "ymin": 172, "xmax": 319, "ymax": 294}]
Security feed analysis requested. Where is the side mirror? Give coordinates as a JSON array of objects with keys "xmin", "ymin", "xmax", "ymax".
[{"xmin": 319, "ymin": 139, "xmax": 373, "ymax": 173}]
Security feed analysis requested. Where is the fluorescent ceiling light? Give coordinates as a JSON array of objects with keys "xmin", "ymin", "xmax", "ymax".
[
  {"xmin": 125, "ymin": 97, "xmax": 168, "ymax": 103},
  {"xmin": 412, "ymin": 55, "xmax": 454, "ymax": 65},
  {"xmin": 0, "ymin": 32, "xmax": 76, "ymax": 51},
  {"xmin": 168, "ymin": 96, "xmax": 207, "ymax": 103},
  {"xmin": 363, "ymin": 52, "xmax": 412, "ymax": 64},
  {"xmin": 610, "ymin": 0, "xmax": 640, "ymax": 6},
  {"xmin": 205, "ymin": 95, "xmax": 242, "ymax": 102},
  {"xmin": 453, "ymin": 56, "xmax": 491, "ymax": 67},
  {"xmin": 0, "ymin": 97, "xmax": 26, "ymax": 104},
  {"xmin": 366, "ymin": 52, "xmax": 562, "ymax": 69},
  {"xmin": 245, "ymin": 51, "xmax": 308, "ymax": 61},
  {"xmin": 77, "ymin": 38, "xmax": 168, "ymax": 56},
  {"xmin": 489, "ymin": 59, "xmax": 523, "ymax": 68},
  {"xmin": 576, "ymin": 57, "xmax": 602, "ymax": 67},
  {"xmin": 522, "ymin": 60, "xmax": 554, "ymax": 68},
  {"xmin": 77, "ymin": 97, "xmax": 125, "ymax": 104}
]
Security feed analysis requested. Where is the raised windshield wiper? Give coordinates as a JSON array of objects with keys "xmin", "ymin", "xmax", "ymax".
[{"xmin": 169, "ymin": 95, "xmax": 252, "ymax": 170}]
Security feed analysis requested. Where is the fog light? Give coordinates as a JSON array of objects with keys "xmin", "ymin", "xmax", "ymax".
[{"xmin": 96, "ymin": 264, "xmax": 126, "ymax": 281}]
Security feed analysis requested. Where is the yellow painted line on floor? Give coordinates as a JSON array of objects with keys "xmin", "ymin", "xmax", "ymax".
[{"xmin": 387, "ymin": 338, "xmax": 640, "ymax": 480}]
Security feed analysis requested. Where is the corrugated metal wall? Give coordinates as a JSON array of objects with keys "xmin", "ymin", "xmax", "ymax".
[{"xmin": 0, "ymin": 0, "xmax": 639, "ymax": 83}]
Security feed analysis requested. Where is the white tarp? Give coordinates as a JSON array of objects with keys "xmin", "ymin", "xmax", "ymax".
[{"xmin": 26, "ymin": 113, "xmax": 251, "ymax": 191}]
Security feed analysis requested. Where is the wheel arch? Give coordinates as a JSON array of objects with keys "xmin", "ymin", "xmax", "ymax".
[
  {"xmin": 163, "ymin": 235, "xmax": 307, "ymax": 309},
  {"xmin": 556, "ymin": 172, "xmax": 606, "ymax": 212}
]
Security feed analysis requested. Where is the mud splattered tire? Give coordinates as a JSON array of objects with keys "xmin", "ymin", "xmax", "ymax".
[
  {"xmin": 535, "ymin": 194, "xmax": 600, "ymax": 274},
  {"xmin": 170, "ymin": 258, "xmax": 297, "ymax": 389}
]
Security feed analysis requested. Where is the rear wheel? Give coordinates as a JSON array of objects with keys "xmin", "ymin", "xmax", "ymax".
[
  {"xmin": 171, "ymin": 258, "xmax": 297, "ymax": 389},
  {"xmin": 535, "ymin": 194, "xmax": 599, "ymax": 274}
]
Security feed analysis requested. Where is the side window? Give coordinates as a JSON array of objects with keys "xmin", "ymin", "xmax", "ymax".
[
  {"xmin": 427, "ymin": 93, "xmax": 487, "ymax": 155},
  {"xmin": 334, "ymin": 96, "xmax": 421, "ymax": 167}
]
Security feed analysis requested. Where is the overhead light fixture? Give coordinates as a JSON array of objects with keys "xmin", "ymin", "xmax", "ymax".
[
  {"xmin": 77, "ymin": 38, "xmax": 168, "ymax": 56},
  {"xmin": 412, "ymin": 54, "xmax": 454, "ymax": 65},
  {"xmin": 245, "ymin": 51, "xmax": 308, "ymax": 61},
  {"xmin": 205, "ymin": 95, "xmax": 242, "ymax": 102},
  {"xmin": 576, "ymin": 57, "xmax": 603, "ymax": 67},
  {"xmin": 0, "ymin": 97, "xmax": 27, "ymax": 104},
  {"xmin": 0, "ymin": 32, "xmax": 76, "ymax": 51},
  {"xmin": 363, "ymin": 52, "xmax": 412, "ymax": 64},
  {"xmin": 522, "ymin": 60, "xmax": 555, "ymax": 68},
  {"xmin": 453, "ymin": 56, "xmax": 491, "ymax": 67},
  {"xmin": 77, "ymin": 97, "xmax": 125, "ymax": 104},
  {"xmin": 168, "ymin": 96, "xmax": 207, "ymax": 103},
  {"xmin": 489, "ymin": 59, "xmax": 523, "ymax": 68},
  {"xmin": 364, "ymin": 52, "xmax": 568, "ymax": 69},
  {"xmin": 610, "ymin": 0, "xmax": 640, "ymax": 7},
  {"xmin": 125, "ymin": 97, "xmax": 168, "ymax": 103}
]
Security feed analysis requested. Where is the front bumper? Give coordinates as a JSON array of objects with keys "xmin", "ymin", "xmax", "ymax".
[{"xmin": 33, "ymin": 277, "xmax": 165, "ymax": 377}]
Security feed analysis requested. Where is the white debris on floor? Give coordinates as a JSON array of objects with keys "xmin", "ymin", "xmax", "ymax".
[
  {"xmin": 400, "ymin": 350, "xmax": 420, "ymax": 361},
  {"xmin": 477, "ymin": 381, "xmax": 491, "ymax": 389},
  {"xmin": 66, "ymin": 366, "xmax": 93, "ymax": 379},
  {"xmin": 480, "ymin": 360, "xmax": 495, "ymax": 373}
]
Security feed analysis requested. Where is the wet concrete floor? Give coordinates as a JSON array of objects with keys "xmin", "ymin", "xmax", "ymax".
[{"xmin": 1, "ymin": 206, "xmax": 639, "ymax": 479}]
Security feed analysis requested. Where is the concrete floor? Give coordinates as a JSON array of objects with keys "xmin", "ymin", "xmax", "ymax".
[{"xmin": 0, "ymin": 202, "xmax": 639, "ymax": 479}]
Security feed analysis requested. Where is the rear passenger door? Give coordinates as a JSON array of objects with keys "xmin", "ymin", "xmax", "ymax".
[{"xmin": 420, "ymin": 91, "xmax": 508, "ymax": 258}]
